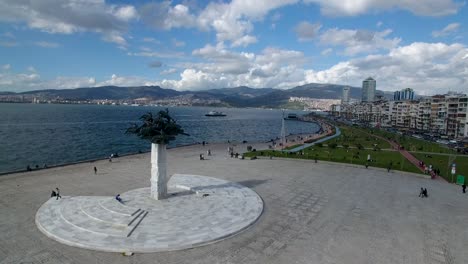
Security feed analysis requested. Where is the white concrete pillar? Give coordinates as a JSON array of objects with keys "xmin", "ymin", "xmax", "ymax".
[{"xmin": 151, "ymin": 143, "xmax": 167, "ymax": 200}]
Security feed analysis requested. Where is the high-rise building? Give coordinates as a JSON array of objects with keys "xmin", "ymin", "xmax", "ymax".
[
  {"xmin": 394, "ymin": 88, "xmax": 414, "ymax": 101},
  {"xmin": 362, "ymin": 77, "xmax": 376, "ymax": 102},
  {"xmin": 342, "ymin": 86, "xmax": 350, "ymax": 104}
]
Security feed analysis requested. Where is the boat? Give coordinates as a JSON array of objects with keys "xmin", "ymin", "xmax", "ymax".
[
  {"xmin": 205, "ymin": 111, "xmax": 226, "ymax": 117},
  {"xmin": 284, "ymin": 113, "xmax": 298, "ymax": 120}
]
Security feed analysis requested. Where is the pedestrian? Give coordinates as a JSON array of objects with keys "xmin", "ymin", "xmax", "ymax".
[
  {"xmin": 207, "ymin": 149, "xmax": 211, "ymax": 156},
  {"xmin": 51, "ymin": 190, "xmax": 57, "ymax": 198},
  {"xmin": 94, "ymin": 166, "xmax": 97, "ymax": 174},
  {"xmin": 115, "ymin": 194, "xmax": 123, "ymax": 203},
  {"xmin": 423, "ymin": 188, "xmax": 428, "ymax": 198},
  {"xmin": 462, "ymin": 184, "xmax": 466, "ymax": 194},
  {"xmin": 365, "ymin": 163, "xmax": 369, "ymax": 169},
  {"xmin": 419, "ymin": 187, "xmax": 424, "ymax": 197},
  {"xmin": 55, "ymin": 187, "xmax": 61, "ymax": 200}
]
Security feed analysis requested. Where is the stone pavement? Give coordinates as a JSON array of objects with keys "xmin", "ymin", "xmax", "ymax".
[
  {"xmin": 35, "ymin": 174, "xmax": 263, "ymax": 253},
  {"xmin": 1, "ymin": 142, "xmax": 468, "ymax": 264}
]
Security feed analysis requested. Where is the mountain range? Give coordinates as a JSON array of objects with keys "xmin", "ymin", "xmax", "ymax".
[{"xmin": 1, "ymin": 83, "xmax": 392, "ymax": 108}]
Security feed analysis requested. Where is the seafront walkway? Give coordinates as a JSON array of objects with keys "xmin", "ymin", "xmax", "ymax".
[
  {"xmin": 1, "ymin": 142, "xmax": 467, "ymax": 263},
  {"xmin": 288, "ymin": 126, "xmax": 341, "ymax": 152}
]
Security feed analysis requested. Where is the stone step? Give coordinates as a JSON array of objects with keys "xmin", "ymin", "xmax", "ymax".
[
  {"xmin": 60, "ymin": 198, "xmax": 129, "ymax": 237},
  {"xmin": 80, "ymin": 197, "xmax": 132, "ymax": 225},
  {"xmin": 99, "ymin": 197, "xmax": 138, "ymax": 216}
]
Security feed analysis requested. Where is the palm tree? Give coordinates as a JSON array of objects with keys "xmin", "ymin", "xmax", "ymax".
[{"xmin": 127, "ymin": 109, "xmax": 188, "ymax": 200}]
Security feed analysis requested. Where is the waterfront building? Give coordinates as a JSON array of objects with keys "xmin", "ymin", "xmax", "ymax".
[
  {"xmin": 393, "ymin": 88, "xmax": 415, "ymax": 101},
  {"xmin": 342, "ymin": 86, "xmax": 350, "ymax": 104},
  {"xmin": 362, "ymin": 77, "xmax": 376, "ymax": 102},
  {"xmin": 336, "ymin": 92, "xmax": 468, "ymax": 138}
]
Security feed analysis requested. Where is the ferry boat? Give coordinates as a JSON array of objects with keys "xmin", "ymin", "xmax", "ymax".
[
  {"xmin": 284, "ymin": 113, "xmax": 298, "ymax": 120},
  {"xmin": 205, "ymin": 111, "xmax": 227, "ymax": 117}
]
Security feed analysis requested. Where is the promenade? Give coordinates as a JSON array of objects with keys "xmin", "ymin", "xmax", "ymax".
[{"xmin": 1, "ymin": 142, "xmax": 467, "ymax": 264}]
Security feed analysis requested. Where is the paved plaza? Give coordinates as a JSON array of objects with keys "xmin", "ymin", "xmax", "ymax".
[
  {"xmin": 36, "ymin": 174, "xmax": 263, "ymax": 253},
  {"xmin": 1, "ymin": 142, "xmax": 468, "ymax": 263}
]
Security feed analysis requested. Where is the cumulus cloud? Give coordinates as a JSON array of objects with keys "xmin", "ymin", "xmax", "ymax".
[
  {"xmin": 305, "ymin": 42, "xmax": 468, "ymax": 94},
  {"xmin": 295, "ymin": 21, "xmax": 322, "ymax": 41},
  {"xmin": 432, "ymin": 23, "xmax": 460, "ymax": 37},
  {"xmin": 2, "ymin": 41, "xmax": 467, "ymax": 96},
  {"xmin": 161, "ymin": 68, "xmax": 178, "ymax": 75},
  {"xmin": 96, "ymin": 74, "xmax": 158, "ymax": 87},
  {"xmin": 320, "ymin": 28, "xmax": 401, "ymax": 55},
  {"xmin": 0, "ymin": 0, "xmax": 138, "ymax": 46},
  {"xmin": 140, "ymin": 0, "xmax": 298, "ymax": 47},
  {"xmin": 128, "ymin": 49, "xmax": 184, "ymax": 59},
  {"xmin": 303, "ymin": 0, "xmax": 461, "ymax": 16}
]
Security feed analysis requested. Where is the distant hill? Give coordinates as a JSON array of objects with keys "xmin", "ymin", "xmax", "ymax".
[{"xmin": 4, "ymin": 83, "xmax": 394, "ymax": 107}]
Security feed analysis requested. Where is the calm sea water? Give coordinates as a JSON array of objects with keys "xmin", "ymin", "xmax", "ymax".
[{"xmin": 0, "ymin": 103, "xmax": 319, "ymax": 174}]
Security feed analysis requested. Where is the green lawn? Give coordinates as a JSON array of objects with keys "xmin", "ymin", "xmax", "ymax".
[
  {"xmin": 247, "ymin": 147, "xmax": 421, "ymax": 174},
  {"xmin": 324, "ymin": 126, "xmax": 391, "ymax": 149},
  {"xmin": 370, "ymin": 129, "xmax": 456, "ymax": 154},
  {"xmin": 412, "ymin": 153, "xmax": 468, "ymax": 183}
]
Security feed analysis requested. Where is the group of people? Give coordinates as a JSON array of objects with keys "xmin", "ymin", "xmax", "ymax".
[{"xmin": 419, "ymin": 161, "xmax": 440, "ymax": 178}]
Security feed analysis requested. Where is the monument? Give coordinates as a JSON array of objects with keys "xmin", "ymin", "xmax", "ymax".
[{"xmin": 35, "ymin": 110, "xmax": 263, "ymax": 254}]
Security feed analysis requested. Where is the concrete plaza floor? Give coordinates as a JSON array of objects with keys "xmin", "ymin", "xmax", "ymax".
[{"xmin": 1, "ymin": 142, "xmax": 467, "ymax": 264}]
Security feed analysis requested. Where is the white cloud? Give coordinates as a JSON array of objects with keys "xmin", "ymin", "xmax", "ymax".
[
  {"xmin": 96, "ymin": 74, "xmax": 158, "ymax": 87},
  {"xmin": 376, "ymin": 21, "xmax": 383, "ymax": 27},
  {"xmin": 128, "ymin": 49, "xmax": 184, "ymax": 59},
  {"xmin": 161, "ymin": 68, "xmax": 178, "ymax": 75},
  {"xmin": 34, "ymin": 41, "xmax": 60, "ymax": 48},
  {"xmin": 0, "ymin": 0, "xmax": 137, "ymax": 46},
  {"xmin": 295, "ymin": 21, "xmax": 322, "ymax": 41},
  {"xmin": 140, "ymin": 0, "xmax": 298, "ymax": 47},
  {"xmin": 321, "ymin": 48, "xmax": 333, "ymax": 56},
  {"xmin": 432, "ymin": 23, "xmax": 460, "ymax": 37},
  {"xmin": 305, "ymin": 42, "xmax": 468, "ymax": 94},
  {"xmin": 320, "ymin": 28, "xmax": 401, "ymax": 55},
  {"xmin": 1, "ymin": 64, "xmax": 11, "ymax": 71},
  {"xmin": 303, "ymin": 0, "xmax": 461, "ymax": 16},
  {"xmin": 142, "ymin": 37, "xmax": 161, "ymax": 44}
]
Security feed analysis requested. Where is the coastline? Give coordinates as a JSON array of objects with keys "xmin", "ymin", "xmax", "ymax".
[{"xmin": 0, "ymin": 141, "xmax": 270, "ymax": 177}]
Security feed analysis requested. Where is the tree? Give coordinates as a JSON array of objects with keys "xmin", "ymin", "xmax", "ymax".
[{"xmin": 127, "ymin": 110, "xmax": 188, "ymax": 200}]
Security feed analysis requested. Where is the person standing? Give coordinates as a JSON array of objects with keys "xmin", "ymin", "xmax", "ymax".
[
  {"xmin": 463, "ymin": 184, "xmax": 466, "ymax": 194},
  {"xmin": 94, "ymin": 166, "xmax": 97, "ymax": 174},
  {"xmin": 55, "ymin": 187, "xmax": 61, "ymax": 200}
]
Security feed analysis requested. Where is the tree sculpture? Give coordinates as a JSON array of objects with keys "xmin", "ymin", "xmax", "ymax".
[{"xmin": 127, "ymin": 110, "xmax": 188, "ymax": 200}]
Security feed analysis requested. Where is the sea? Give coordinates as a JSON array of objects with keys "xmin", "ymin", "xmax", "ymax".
[{"xmin": 0, "ymin": 103, "xmax": 320, "ymax": 174}]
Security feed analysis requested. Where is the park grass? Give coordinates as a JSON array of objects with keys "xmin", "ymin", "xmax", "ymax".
[
  {"xmin": 370, "ymin": 129, "xmax": 456, "ymax": 154},
  {"xmin": 246, "ymin": 147, "xmax": 421, "ymax": 174},
  {"xmin": 330, "ymin": 126, "xmax": 392, "ymax": 149},
  {"xmin": 411, "ymin": 153, "xmax": 468, "ymax": 183}
]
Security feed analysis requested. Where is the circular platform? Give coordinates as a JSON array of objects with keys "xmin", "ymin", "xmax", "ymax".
[{"xmin": 35, "ymin": 174, "xmax": 264, "ymax": 253}]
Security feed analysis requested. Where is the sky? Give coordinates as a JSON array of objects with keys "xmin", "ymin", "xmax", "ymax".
[{"xmin": 0, "ymin": 0, "xmax": 467, "ymax": 95}]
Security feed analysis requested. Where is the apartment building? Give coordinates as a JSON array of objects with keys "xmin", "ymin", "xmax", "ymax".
[{"xmin": 333, "ymin": 93, "xmax": 468, "ymax": 138}]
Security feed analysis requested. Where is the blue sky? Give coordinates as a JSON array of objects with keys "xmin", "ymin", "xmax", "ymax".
[{"xmin": 0, "ymin": 0, "xmax": 467, "ymax": 95}]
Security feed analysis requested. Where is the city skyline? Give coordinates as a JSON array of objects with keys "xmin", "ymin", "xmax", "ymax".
[{"xmin": 0, "ymin": 0, "xmax": 467, "ymax": 94}]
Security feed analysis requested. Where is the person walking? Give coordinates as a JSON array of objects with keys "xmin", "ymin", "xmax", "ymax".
[
  {"xmin": 462, "ymin": 184, "xmax": 466, "ymax": 194},
  {"xmin": 94, "ymin": 166, "xmax": 97, "ymax": 174},
  {"xmin": 55, "ymin": 187, "xmax": 62, "ymax": 200}
]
